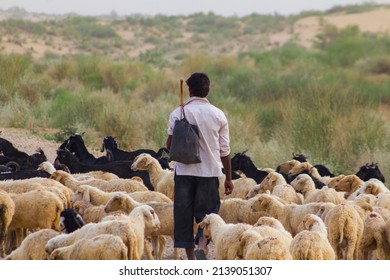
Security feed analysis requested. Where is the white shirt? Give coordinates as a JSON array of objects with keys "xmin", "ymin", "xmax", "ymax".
[{"xmin": 167, "ymin": 96, "xmax": 230, "ymax": 177}]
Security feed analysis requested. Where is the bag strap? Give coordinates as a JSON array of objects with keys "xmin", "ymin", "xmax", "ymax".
[{"xmin": 180, "ymin": 79, "xmax": 185, "ymax": 119}]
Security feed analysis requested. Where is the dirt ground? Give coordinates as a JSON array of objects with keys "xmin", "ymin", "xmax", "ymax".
[
  {"xmin": 0, "ymin": 127, "xmax": 61, "ymax": 163},
  {"xmin": 0, "ymin": 127, "xmax": 216, "ymax": 260}
]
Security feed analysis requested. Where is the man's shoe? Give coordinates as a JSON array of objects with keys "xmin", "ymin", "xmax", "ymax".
[{"xmin": 194, "ymin": 249, "xmax": 207, "ymax": 260}]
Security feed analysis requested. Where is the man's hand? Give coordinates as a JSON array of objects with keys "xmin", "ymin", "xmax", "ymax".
[{"xmin": 224, "ymin": 179, "xmax": 234, "ymax": 195}]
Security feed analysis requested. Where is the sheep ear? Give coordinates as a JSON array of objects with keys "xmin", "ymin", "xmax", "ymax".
[
  {"xmin": 305, "ymin": 219, "xmax": 313, "ymax": 231},
  {"xmin": 371, "ymin": 186, "xmax": 379, "ymax": 196},
  {"xmin": 145, "ymin": 157, "xmax": 153, "ymax": 165},
  {"xmin": 199, "ymin": 219, "xmax": 209, "ymax": 229},
  {"xmin": 361, "ymin": 202, "xmax": 373, "ymax": 212},
  {"xmin": 147, "ymin": 208, "xmax": 155, "ymax": 218},
  {"xmin": 82, "ymin": 189, "xmax": 90, "ymax": 203}
]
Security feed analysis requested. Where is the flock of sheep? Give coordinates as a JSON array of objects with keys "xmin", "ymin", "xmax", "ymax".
[{"xmin": 1, "ymin": 135, "xmax": 390, "ymax": 260}]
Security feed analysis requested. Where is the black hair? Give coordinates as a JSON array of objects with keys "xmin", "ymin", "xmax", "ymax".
[{"xmin": 186, "ymin": 72, "xmax": 210, "ymax": 97}]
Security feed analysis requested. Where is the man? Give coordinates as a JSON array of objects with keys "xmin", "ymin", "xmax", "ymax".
[{"xmin": 166, "ymin": 72, "xmax": 234, "ymax": 260}]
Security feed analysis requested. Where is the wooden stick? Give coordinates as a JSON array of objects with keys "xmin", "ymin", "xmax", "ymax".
[{"xmin": 180, "ymin": 79, "xmax": 184, "ymax": 106}]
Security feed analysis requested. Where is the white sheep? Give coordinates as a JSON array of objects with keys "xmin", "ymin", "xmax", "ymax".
[
  {"xmin": 7, "ymin": 189, "xmax": 64, "ymax": 251},
  {"xmin": 275, "ymin": 159, "xmax": 301, "ymax": 178},
  {"xmin": 377, "ymin": 192, "xmax": 390, "ymax": 211},
  {"xmin": 359, "ymin": 178, "xmax": 389, "ymax": 196},
  {"xmin": 221, "ymin": 177, "xmax": 257, "ymax": 200},
  {"xmin": 0, "ymin": 190, "xmax": 15, "ymax": 257},
  {"xmin": 360, "ymin": 212, "xmax": 390, "ymax": 260},
  {"xmin": 131, "ymin": 153, "xmax": 174, "ymax": 200},
  {"xmin": 236, "ymin": 217, "xmax": 293, "ymax": 260},
  {"xmin": 0, "ymin": 177, "xmax": 74, "ymax": 209},
  {"xmin": 290, "ymin": 173, "xmax": 345, "ymax": 204},
  {"xmin": 199, "ymin": 213, "xmax": 252, "ymax": 260},
  {"xmin": 103, "ymin": 192, "xmax": 177, "ymax": 260},
  {"xmin": 218, "ymin": 195, "xmax": 277, "ymax": 225},
  {"xmin": 5, "ymin": 229, "xmax": 60, "ymax": 260},
  {"xmin": 250, "ymin": 193, "xmax": 335, "ymax": 236},
  {"xmin": 237, "ymin": 229, "xmax": 291, "ymax": 260},
  {"xmin": 385, "ymin": 218, "xmax": 390, "ymax": 253},
  {"xmin": 334, "ymin": 174, "xmax": 364, "ymax": 200},
  {"xmin": 105, "ymin": 204, "xmax": 162, "ymax": 260},
  {"xmin": 50, "ymin": 170, "xmax": 148, "ymax": 193},
  {"xmin": 323, "ymin": 203, "xmax": 364, "ymax": 260},
  {"xmin": 9, "ymin": 190, "xmax": 64, "ymax": 231},
  {"xmin": 128, "ymin": 191, "xmax": 172, "ymax": 203},
  {"xmin": 37, "ymin": 161, "xmax": 57, "ymax": 174},
  {"xmin": 288, "ymin": 161, "xmax": 319, "ymax": 178},
  {"xmin": 72, "ymin": 200, "xmax": 126, "ymax": 224},
  {"xmin": 39, "ymin": 161, "xmax": 120, "ymax": 180},
  {"xmin": 71, "ymin": 184, "xmax": 125, "ymax": 206},
  {"xmin": 349, "ymin": 194, "xmax": 390, "ymax": 224},
  {"xmin": 48, "ymin": 234, "xmax": 128, "ymax": 260},
  {"xmin": 290, "ymin": 214, "xmax": 335, "ymax": 260},
  {"xmin": 246, "ymin": 172, "xmax": 303, "ymax": 204},
  {"xmin": 326, "ymin": 174, "xmax": 346, "ymax": 189},
  {"xmin": 255, "ymin": 171, "xmax": 288, "ymax": 193},
  {"xmin": 254, "ymin": 216, "xmax": 293, "ymax": 242},
  {"xmin": 46, "ymin": 205, "xmax": 159, "ymax": 260},
  {"xmin": 0, "ymin": 181, "xmax": 46, "ymax": 194}
]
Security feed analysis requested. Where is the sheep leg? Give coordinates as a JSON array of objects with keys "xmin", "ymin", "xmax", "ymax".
[
  {"xmin": 157, "ymin": 236, "xmax": 166, "ymax": 260},
  {"xmin": 345, "ymin": 240, "xmax": 357, "ymax": 260},
  {"xmin": 5, "ymin": 229, "xmax": 16, "ymax": 254},
  {"xmin": 150, "ymin": 236, "xmax": 160, "ymax": 259},
  {"xmin": 143, "ymin": 238, "xmax": 154, "ymax": 260}
]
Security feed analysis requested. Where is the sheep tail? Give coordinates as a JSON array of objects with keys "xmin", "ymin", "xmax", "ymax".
[{"xmin": 338, "ymin": 208, "xmax": 347, "ymax": 245}]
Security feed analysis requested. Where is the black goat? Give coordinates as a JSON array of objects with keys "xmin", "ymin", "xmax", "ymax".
[
  {"xmin": 60, "ymin": 208, "xmax": 84, "ymax": 233},
  {"xmin": 55, "ymin": 148, "xmax": 154, "ymax": 190},
  {"xmin": 0, "ymin": 138, "xmax": 47, "ymax": 170},
  {"xmin": 231, "ymin": 150, "xmax": 269, "ymax": 184},
  {"xmin": 356, "ymin": 162, "xmax": 385, "ymax": 183},
  {"xmin": 101, "ymin": 136, "xmax": 169, "ymax": 162},
  {"xmin": 62, "ymin": 133, "xmax": 108, "ymax": 165}
]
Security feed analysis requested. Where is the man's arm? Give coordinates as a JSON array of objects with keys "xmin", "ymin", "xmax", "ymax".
[{"xmin": 221, "ymin": 154, "xmax": 234, "ymax": 195}]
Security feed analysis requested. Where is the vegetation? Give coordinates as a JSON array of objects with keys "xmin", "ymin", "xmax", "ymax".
[{"xmin": 1, "ymin": 3, "xmax": 390, "ymax": 180}]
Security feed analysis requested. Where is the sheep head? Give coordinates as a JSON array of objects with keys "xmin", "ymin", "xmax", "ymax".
[
  {"xmin": 290, "ymin": 173, "xmax": 312, "ymax": 193},
  {"xmin": 353, "ymin": 194, "xmax": 374, "ymax": 212},
  {"xmin": 71, "ymin": 185, "xmax": 90, "ymax": 204},
  {"xmin": 140, "ymin": 205, "xmax": 160, "ymax": 234},
  {"xmin": 288, "ymin": 162, "xmax": 313, "ymax": 177},
  {"xmin": 251, "ymin": 194, "xmax": 273, "ymax": 212},
  {"xmin": 334, "ymin": 175, "xmax": 363, "ymax": 193},
  {"xmin": 198, "ymin": 215, "xmax": 212, "ymax": 239},
  {"xmin": 131, "ymin": 153, "xmax": 154, "ymax": 171},
  {"xmin": 104, "ymin": 193, "xmax": 127, "ymax": 213},
  {"xmin": 259, "ymin": 172, "xmax": 279, "ymax": 191},
  {"xmin": 327, "ymin": 175, "xmax": 345, "ymax": 189}
]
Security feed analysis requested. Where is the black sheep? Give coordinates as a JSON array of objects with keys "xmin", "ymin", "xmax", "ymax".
[{"xmin": 60, "ymin": 208, "xmax": 84, "ymax": 233}]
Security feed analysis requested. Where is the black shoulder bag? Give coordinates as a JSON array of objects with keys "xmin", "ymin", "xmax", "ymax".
[{"xmin": 168, "ymin": 80, "xmax": 201, "ymax": 164}]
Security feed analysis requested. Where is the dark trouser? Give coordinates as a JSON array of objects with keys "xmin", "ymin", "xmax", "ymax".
[{"xmin": 173, "ymin": 174, "xmax": 220, "ymax": 248}]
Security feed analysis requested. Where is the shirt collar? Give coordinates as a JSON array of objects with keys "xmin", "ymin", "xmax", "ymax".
[{"xmin": 184, "ymin": 96, "xmax": 210, "ymax": 106}]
